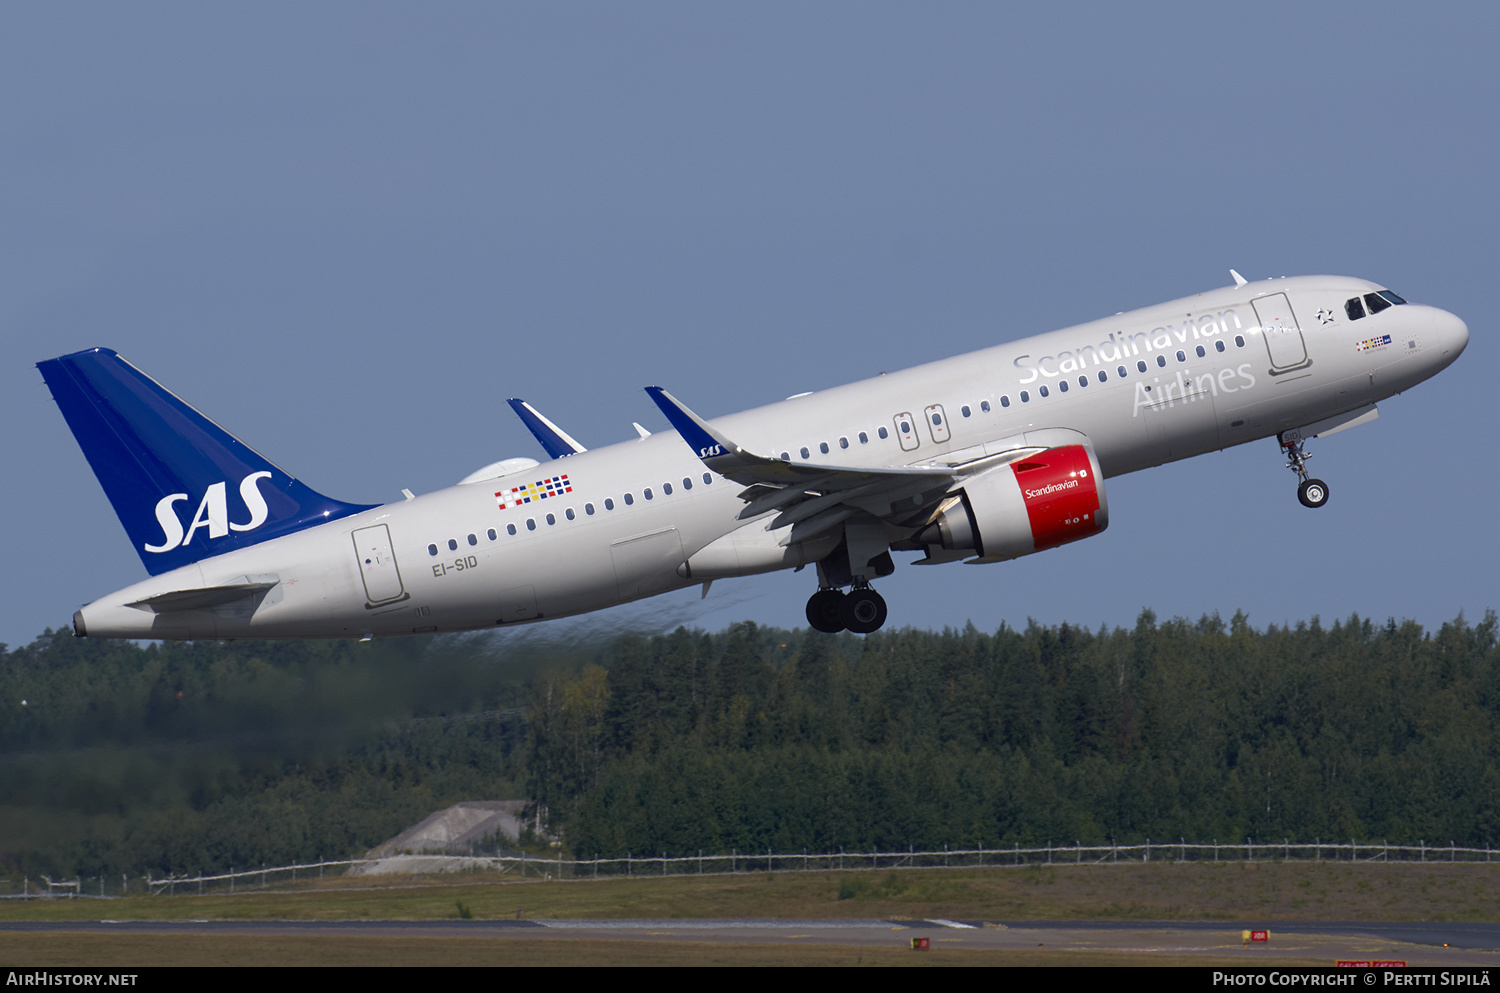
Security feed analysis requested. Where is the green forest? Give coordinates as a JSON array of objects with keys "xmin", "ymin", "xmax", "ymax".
[{"xmin": 2, "ymin": 609, "xmax": 1498, "ymax": 879}]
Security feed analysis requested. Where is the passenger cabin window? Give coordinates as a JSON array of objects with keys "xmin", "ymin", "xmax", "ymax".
[
  {"xmin": 980, "ymin": 400, "xmax": 990, "ymax": 412},
  {"xmin": 1000, "ymin": 395, "xmax": 1010, "ymax": 407}
]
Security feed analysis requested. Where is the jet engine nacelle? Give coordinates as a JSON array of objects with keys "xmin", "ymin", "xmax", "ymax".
[{"xmin": 918, "ymin": 442, "xmax": 1109, "ymax": 561}]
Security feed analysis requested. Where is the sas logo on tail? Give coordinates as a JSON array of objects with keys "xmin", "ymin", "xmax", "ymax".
[{"xmin": 144, "ymin": 471, "xmax": 273, "ymax": 553}]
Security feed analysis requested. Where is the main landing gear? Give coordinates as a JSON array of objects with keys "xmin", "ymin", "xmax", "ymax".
[
  {"xmin": 1280, "ymin": 434, "xmax": 1330, "ymax": 509},
  {"xmin": 806, "ymin": 584, "xmax": 888, "ymax": 634}
]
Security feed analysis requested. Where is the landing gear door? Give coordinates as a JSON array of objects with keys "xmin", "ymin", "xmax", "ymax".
[
  {"xmin": 352, "ymin": 524, "xmax": 407, "ymax": 605},
  {"xmin": 1252, "ymin": 293, "xmax": 1311, "ymax": 374}
]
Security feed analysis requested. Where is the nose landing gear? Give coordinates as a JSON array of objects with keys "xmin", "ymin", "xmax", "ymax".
[
  {"xmin": 1280, "ymin": 434, "xmax": 1330, "ymax": 508},
  {"xmin": 805, "ymin": 585, "xmax": 888, "ymax": 634}
]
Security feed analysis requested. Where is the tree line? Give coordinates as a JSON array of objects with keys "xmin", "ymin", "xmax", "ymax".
[
  {"xmin": 2, "ymin": 609, "xmax": 1497, "ymax": 878},
  {"xmin": 527, "ymin": 612, "xmax": 1500, "ymax": 858}
]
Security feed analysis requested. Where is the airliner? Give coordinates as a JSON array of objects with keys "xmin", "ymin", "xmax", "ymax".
[{"xmin": 39, "ymin": 272, "xmax": 1468, "ymax": 639}]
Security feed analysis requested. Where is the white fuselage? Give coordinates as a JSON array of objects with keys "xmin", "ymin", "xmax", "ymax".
[{"xmin": 75, "ymin": 275, "xmax": 1469, "ymax": 639}]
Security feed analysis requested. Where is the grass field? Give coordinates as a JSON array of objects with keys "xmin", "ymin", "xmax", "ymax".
[{"xmin": 5, "ymin": 860, "xmax": 1499, "ymax": 923}]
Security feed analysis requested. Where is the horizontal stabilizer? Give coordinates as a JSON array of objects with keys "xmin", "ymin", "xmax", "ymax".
[{"xmin": 127, "ymin": 581, "xmax": 278, "ymax": 613}]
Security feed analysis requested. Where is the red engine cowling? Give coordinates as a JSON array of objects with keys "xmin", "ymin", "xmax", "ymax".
[{"xmin": 918, "ymin": 443, "xmax": 1108, "ymax": 560}]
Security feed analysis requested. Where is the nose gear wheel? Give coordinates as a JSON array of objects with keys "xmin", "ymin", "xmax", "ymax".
[
  {"xmin": 1297, "ymin": 478, "xmax": 1329, "ymax": 508},
  {"xmin": 1280, "ymin": 434, "xmax": 1330, "ymax": 509}
]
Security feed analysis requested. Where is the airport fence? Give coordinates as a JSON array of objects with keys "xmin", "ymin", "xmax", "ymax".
[
  {"xmin": 572, "ymin": 839, "xmax": 1500, "ymax": 879},
  {"xmin": 4, "ymin": 838, "xmax": 1500, "ymax": 899}
]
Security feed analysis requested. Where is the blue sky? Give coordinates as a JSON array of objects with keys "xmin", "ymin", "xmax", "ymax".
[{"xmin": 5, "ymin": 2, "xmax": 1496, "ymax": 649}]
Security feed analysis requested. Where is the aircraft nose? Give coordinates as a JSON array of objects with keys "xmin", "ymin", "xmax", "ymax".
[{"xmin": 1432, "ymin": 307, "xmax": 1469, "ymax": 359}]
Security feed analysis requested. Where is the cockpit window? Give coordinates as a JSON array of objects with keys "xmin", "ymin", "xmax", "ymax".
[
  {"xmin": 1378, "ymin": 290, "xmax": 1407, "ymax": 306},
  {"xmin": 1345, "ymin": 297, "xmax": 1366, "ymax": 321},
  {"xmin": 1364, "ymin": 292, "xmax": 1392, "ymax": 315}
]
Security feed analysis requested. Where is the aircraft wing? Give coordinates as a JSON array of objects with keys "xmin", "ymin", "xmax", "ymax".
[
  {"xmin": 506, "ymin": 398, "xmax": 588, "ymax": 459},
  {"xmin": 645, "ymin": 386, "xmax": 1043, "ymax": 544}
]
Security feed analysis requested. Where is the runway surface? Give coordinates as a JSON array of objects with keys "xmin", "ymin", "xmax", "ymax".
[{"xmin": 5, "ymin": 918, "xmax": 1499, "ymax": 965}]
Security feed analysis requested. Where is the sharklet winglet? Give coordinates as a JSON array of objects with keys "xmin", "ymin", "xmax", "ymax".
[
  {"xmin": 644, "ymin": 386, "xmax": 742, "ymax": 459},
  {"xmin": 506, "ymin": 398, "xmax": 588, "ymax": 459}
]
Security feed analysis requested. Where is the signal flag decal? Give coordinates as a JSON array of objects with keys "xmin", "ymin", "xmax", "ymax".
[{"xmin": 496, "ymin": 474, "xmax": 573, "ymax": 510}]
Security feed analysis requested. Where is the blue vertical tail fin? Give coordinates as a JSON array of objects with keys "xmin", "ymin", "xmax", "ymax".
[{"xmin": 38, "ymin": 348, "xmax": 377, "ymax": 576}]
